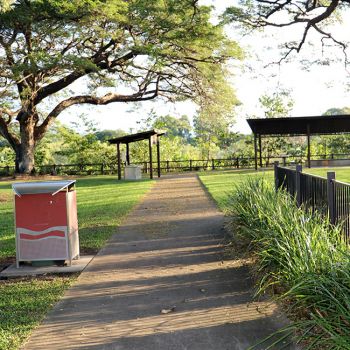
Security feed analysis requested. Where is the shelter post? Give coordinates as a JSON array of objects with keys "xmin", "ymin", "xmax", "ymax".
[
  {"xmin": 307, "ymin": 124, "xmax": 311, "ymax": 168},
  {"xmin": 157, "ymin": 136, "xmax": 161, "ymax": 178},
  {"xmin": 247, "ymin": 116, "xmax": 350, "ymax": 169},
  {"xmin": 258, "ymin": 134, "xmax": 263, "ymax": 168},
  {"xmin": 149, "ymin": 136, "xmax": 153, "ymax": 179},
  {"xmin": 108, "ymin": 129, "xmax": 165, "ymax": 180},
  {"xmin": 126, "ymin": 143, "xmax": 130, "ymax": 165},
  {"xmin": 254, "ymin": 133, "xmax": 258, "ymax": 170},
  {"xmin": 116, "ymin": 142, "xmax": 121, "ymax": 180}
]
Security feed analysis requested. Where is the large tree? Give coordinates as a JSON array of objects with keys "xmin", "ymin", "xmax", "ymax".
[{"xmin": 0, "ymin": 0, "xmax": 241, "ymax": 173}]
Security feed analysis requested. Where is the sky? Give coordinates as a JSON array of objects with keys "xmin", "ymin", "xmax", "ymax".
[{"xmin": 59, "ymin": 1, "xmax": 350, "ymax": 135}]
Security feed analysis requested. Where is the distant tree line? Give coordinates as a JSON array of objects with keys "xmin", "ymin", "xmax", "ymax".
[{"xmin": 2, "ymin": 105, "xmax": 350, "ymax": 170}]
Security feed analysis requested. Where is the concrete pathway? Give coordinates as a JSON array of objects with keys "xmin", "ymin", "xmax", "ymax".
[{"xmin": 22, "ymin": 174, "xmax": 296, "ymax": 350}]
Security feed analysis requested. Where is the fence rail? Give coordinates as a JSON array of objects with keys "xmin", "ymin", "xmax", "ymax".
[
  {"xmin": 275, "ymin": 163, "xmax": 350, "ymax": 240},
  {"xmin": 5, "ymin": 152, "xmax": 350, "ymax": 177},
  {"xmin": 0, "ymin": 153, "xmax": 350, "ymax": 177},
  {"xmin": 0, "ymin": 155, "xmax": 278, "ymax": 177},
  {"xmin": 3, "ymin": 151, "xmax": 350, "ymax": 177}
]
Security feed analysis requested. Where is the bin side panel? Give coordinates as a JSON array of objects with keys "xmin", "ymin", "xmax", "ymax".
[
  {"xmin": 18, "ymin": 230, "xmax": 68, "ymax": 260},
  {"xmin": 67, "ymin": 191, "xmax": 79, "ymax": 259}
]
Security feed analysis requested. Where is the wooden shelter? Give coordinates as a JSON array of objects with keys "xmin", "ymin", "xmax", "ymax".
[
  {"xmin": 108, "ymin": 129, "xmax": 165, "ymax": 180},
  {"xmin": 247, "ymin": 115, "xmax": 350, "ymax": 169}
]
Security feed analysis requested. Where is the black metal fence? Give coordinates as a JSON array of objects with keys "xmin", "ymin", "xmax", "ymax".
[
  {"xmin": 299, "ymin": 172, "xmax": 329, "ymax": 217},
  {"xmin": 334, "ymin": 181, "xmax": 350, "ymax": 238},
  {"xmin": 275, "ymin": 163, "xmax": 350, "ymax": 240},
  {"xmin": 275, "ymin": 166, "xmax": 299, "ymax": 197}
]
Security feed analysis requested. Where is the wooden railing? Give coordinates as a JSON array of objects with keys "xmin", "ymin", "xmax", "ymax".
[
  {"xmin": 3, "ymin": 152, "xmax": 350, "ymax": 177},
  {"xmin": 0, "ymin": 154, "xmax": 298, "ymax": 177}
]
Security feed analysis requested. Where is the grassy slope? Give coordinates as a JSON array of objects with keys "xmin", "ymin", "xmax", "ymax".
[
  {"xmin": 0, "ymin": 176, "xmax": 153, "ymax": 350},
  {"xmin": 0, "ymin": 182, "xmax": 13, "ymax": 260},
  {"xmin": 306, "ymin": 166, "xmax": 350, "ymax": 182},
  {"xmin": 199, "ymin": 167, "xmax": 350, "ymax": 211},
  {"xmin": 199, "ymin": 169, "xmax": 273, "ymax": 210}
]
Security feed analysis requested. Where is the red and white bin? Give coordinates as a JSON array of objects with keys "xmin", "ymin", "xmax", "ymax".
[{"xmin": 12, "ymin": 180, "xmax": 79, "ymax": 268}]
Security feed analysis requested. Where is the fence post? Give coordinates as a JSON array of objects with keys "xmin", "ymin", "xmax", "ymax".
[
  {"xmin": 101, "ymin": 163, "xmax": 104, "ymax": 175},
  {"xmin": 282, "ymin": 156, "xmax": 287, "ymax": 167},
  {"xmin": 212, "ymin": 158, "xmax": 215, "ymax": 170},
  {"xmin": 190, "ymin": 159, "xmax": 193, "ymax": 172},
  {"xmin": 327, "ymin": 172, "xmax": 336, "ymax": 225},
  {"xmin": 295, "ymin": 164, "xmax": 302, "ymax": 207},
  {"xmin": 166, "ymin": 160, "xmax": 170, "ymax": 172},
  {"xmin": 274, "ymin": 161, "xmax": 279, "ymax": 192}
]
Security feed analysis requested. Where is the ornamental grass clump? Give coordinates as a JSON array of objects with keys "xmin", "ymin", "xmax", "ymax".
[{"xmin": 225, "ymin": 177, "xmax": 350, "ymax": 349}]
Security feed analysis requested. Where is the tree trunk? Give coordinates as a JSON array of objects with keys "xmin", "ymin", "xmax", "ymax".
[{"xmin": 15, "ymin": 120, "xmax": 36, "ymax": 174}]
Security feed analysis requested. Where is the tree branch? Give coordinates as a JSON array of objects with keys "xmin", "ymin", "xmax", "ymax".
[
  {"xmin": 229, "ymin": 0, "xmax": 346, "ymax": 63},
  {"xmin": 33, "ymin": 50, "xmax": 137, "ymax": 105},
  {"xmin": 0, "ymin": 116, "xmax": 19, "ymax": 149},
  {"xmin": 35, "ymin": 77, "xmax": 161, "ymax": 139}
]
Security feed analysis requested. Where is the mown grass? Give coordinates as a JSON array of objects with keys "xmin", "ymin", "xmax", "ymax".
[
  {"xmin": 76, "ymin": 177, "xmax": 153, "ymax": 252},
  {"xmin": 200, "ymin": 171, "xmax": 350, "ymax": 349},
  {"xmin": 307, "ymin": 166, "xmax": 350, "ymax": 183},
  {"xmin": 0, "ymin": 277, "xmax": 74, "ymax": 350},
  {"xmin": 1, "ymin": 176, "xmax": 153, "ymax": 258},
  {"xmin": 198, "ymin": 169, "xmax": 273, "ymax": 209},
  {"xmin": 198, "ymin": 166, "xmax": 350, "ymax": 208},
  {"xmin": 0, "ymin": 176, "xmax": 153, "ymax": 350}
]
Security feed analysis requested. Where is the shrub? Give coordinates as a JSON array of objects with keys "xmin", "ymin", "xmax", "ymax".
[{"xmin": 225, "ymin": 177, "xmax": 350, "ymax": 349}]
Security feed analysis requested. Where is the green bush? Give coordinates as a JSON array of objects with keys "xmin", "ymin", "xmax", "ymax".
[{"xmin": 225, "ymin": 177, "xmax": 350, "ymax": 349}]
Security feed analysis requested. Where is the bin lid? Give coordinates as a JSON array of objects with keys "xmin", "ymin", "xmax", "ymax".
[{"xmin": 12, "ymin": 180, "xmax": 76, "ymax": 197}]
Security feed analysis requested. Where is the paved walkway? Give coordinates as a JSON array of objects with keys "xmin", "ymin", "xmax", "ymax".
[{"xmin": 23, "ymin": 174, "xmax": 297, "ymax": 350}]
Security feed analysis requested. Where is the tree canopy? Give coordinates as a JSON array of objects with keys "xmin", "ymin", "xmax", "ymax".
[
  {"xmin": 0, "ymin": 0, "xmax": 242, "ymax": 173},
  {"xmin": 224, "ymin": 0, "xmax": 349, "ymax": 63}
]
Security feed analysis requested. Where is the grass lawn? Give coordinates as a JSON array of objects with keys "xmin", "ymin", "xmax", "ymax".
[
  {"xmin": 306, "ymin": 166, "xmax": 350, "ymax": 182},
  {"xmin": 0, "ymin": 176, "xmax": 153, "ymax": 350},
  {"xmin": 199, "ymin": 166, "xmax": 350, "ymax": 211},
  {"xmin": 199, "ymin": 169, "xmax": 273, "ymax": 210}
]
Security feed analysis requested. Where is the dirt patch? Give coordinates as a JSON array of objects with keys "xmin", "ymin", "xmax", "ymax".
[
  {"xmin": 80, "ymin": 247, "xmax": 98, "ymax": 256},
  {"xmin": 0, "ymin": 256, "xmax": 16, "ymax": 273},
  {"xmin": 0, "ymin": 193, "xmax": 11, "ymax": 203}
]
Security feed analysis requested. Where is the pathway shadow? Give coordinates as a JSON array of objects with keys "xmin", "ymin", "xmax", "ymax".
[{"xmin": 23, "ymin": 175, "xmax": 297, "ymax": 350}]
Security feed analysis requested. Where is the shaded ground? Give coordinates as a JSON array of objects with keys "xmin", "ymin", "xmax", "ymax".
[{"xmin": 22, "ymin": 174, "xmax": 297, "ymax": 350}]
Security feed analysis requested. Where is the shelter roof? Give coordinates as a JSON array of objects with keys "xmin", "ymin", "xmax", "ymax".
[
  {"xmin": 247, "ymin": 115, "xmax": 350, "ymax": 136},
  {"xmin": 108, "ymin": 129, "xmax": 165, "ymax": 144}
]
